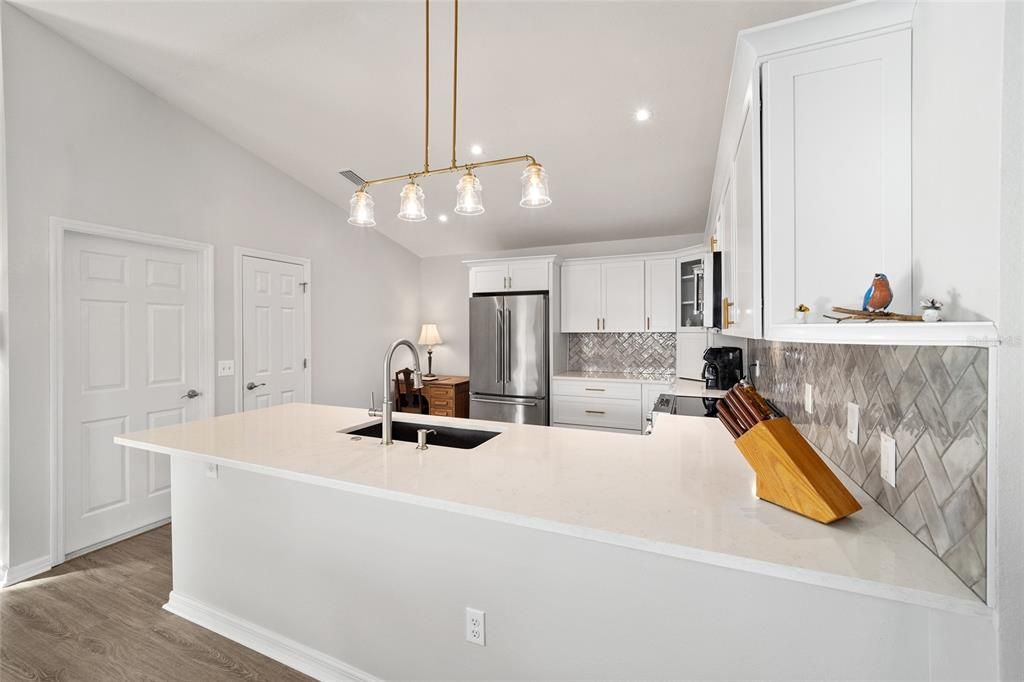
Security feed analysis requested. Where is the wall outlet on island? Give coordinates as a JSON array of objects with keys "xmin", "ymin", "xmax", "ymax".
[
  {"xmin": 846, "ymin": 402, "xmax": 859, "ymax": 444},
  {"xmin": 217, "ymin": 360, "xmax": 235, "ymax": 377},
  {"xmin": 880, "ymin": 433, "xmax": 897, "ymax": 487},
  {"xmin": 465, "ymin": 607, "xmax": 486, "ymax": 646},
  {"xmin": 804, "ymin": 383, "xmax": 814, "ymax": 414}
]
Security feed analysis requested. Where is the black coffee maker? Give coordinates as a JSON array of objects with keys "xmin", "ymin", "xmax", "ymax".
[{"xmin": 702, "ymin": 346, "xmax": 744, "ymax": 416}]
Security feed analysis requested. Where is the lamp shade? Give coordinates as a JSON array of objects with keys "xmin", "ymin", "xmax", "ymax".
[{"xmin": 418, "ymin": 323, "xmax": 443, "ymax": 346}]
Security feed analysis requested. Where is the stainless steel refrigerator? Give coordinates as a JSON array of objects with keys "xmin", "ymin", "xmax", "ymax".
[{"xmin": 469, "ymin": 293, "xmax": 549, "ymax": 425}]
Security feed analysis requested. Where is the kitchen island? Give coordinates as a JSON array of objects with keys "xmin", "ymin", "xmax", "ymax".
[{"xmin": 117, "ymin": 404, "xmax": 995, "ymax": 680}]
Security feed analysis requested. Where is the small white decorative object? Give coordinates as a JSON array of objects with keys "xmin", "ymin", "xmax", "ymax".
[
  {"xmin": 795, "ymin": 304, "xmax": 810, "ymax": 324},
  {"xmin": 920, "ymin": 298, "xmax": 943, "ymax": 323}
]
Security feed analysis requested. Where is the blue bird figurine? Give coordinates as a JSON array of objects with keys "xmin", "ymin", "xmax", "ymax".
[{"xmin": 863, "ymin": 273, "xmax": 893, "ymax": 312}]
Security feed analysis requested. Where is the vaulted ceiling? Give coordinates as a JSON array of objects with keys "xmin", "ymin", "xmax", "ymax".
[{"xmin": 12, "ymin": 0, "xmax": 835, "ymax": 257}]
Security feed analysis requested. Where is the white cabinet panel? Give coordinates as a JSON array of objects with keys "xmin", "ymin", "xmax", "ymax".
[
  {"xmin": 644, "ymin": 258, "xmax": 677, "ymax": 332},
  {"xmin": 469, "ymin": 264, "xmax": 509, "ymax": 294},
  {"xmin": 561, "ymin": 264, "xmax": 602, "ymax": 332},
  {"xmin": 763, "ymin": 29, "xmax": 911, "ymax": 330},
  {"xmin": 508, "ymin": 260, "xmax": 549, "ymax": 291},
  {"xmin": 729, "ymin": 106, "xmax": 761, "ymax": 338},
  {"xmin": 602, "ymin": 260, "xmax": 645, "ymax": 332},
  {"xmin": 552, "ymin": 378, "xmax": 641, "ymax": 400}
]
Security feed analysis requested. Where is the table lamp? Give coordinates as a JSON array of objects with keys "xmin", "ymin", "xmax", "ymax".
[{"xmin": 418, "ymin": 324, "xmax": 443, "ymax": 378}]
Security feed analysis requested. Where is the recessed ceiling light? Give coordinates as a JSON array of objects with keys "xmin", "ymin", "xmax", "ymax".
[
  {"xmin": 635, "ymin": 108, "xmax": 653, "ymax": 122},
  {"xmin": 438, "ymin": 213, "xmax": 449, "ymax": 222},
  {"xmin": 470, "ymin": 144, "xmax": 483, "ymax": 156}
]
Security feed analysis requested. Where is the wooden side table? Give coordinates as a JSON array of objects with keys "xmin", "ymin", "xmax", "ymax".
[{"xmin": 421, "ymin": 376, "xmax": 470, "ymax": 418}]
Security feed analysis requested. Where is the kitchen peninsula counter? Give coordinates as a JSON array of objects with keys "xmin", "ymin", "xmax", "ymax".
[{"xmin": 117, "ymin": 402, "xmax": 979, "ymax": 613}]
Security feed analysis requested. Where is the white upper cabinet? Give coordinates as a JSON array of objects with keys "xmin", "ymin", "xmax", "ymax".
[
  {"xmin": 644, "ymin": 258, "xmax": 677, "ymax": 332},
  {"xmin": 469, "ymin": 264, "xmax": 510, "ymax": 294},
  {"xmin": 561, "ymin": 263, "xmax": 603, "ymax": 332},
  {"xmin": 467, "ymin": 258, "xmax": 554, "ymax": 294},
  {"xmin": 762, "ymin": 29, "xmax": 912, "ymax": 332},
  {"xmin": 602, "ymin": 260, "xmax": 646, "ymax": 332},
  {"xmin": 728, "ymin": 107, "xmax": 761, "ymax": 338},
  {"xmin": 508, "ymin": 260, "xmax": 550, "ymax": 292},
  {"xmin": 561, "ymin": 256, "xmax": 680, "ymax": 333}
]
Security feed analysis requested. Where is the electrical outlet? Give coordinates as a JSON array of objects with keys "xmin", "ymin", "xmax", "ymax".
[
  {"xmin": 754, "ymin": 360, "xmax": 761, "ymax": 378},
  {"xmin": 804, "ymin": 383, "xmax": 814, "ymax": 414},
  {"xmin": 846, "ymin": 402, "xmax": 859, "ymax": 444},
  {"xmin": 217, "ymin": 360, "xmax": 235, "ymax": 377},
  {"xmin": 205, "ymin": 463, "xmax": 219, "ymax": 479},
  {"xmin": 880, "ymin": 433, "xmax": 897, "ymax": 487},
  {"xmin": 465, "ymin": 607, "xmax": 485, "ymax": 647}
]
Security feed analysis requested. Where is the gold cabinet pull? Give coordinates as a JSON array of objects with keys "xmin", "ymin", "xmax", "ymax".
[
  {"xmin": 722, "ymin": 297, "xmax": 734, "ymax": 329},
  {"xmin": 585, "ymin": 410, "xmax": 606, "ymax": 415}
]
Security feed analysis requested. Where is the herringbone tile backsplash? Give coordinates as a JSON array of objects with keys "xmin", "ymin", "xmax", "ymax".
[
  {"xmin": 749, "ymin": 340, "xmax": 988, "ymax": 600},
  {"xmin": 567, "ymin": 333, "xmax": 676, "ymax": 378}
]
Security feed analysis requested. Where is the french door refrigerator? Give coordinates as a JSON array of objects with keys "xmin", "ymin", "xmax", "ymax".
[{"xmin": 469, "ymin": 293, "xmax": 549, "ymax": 425}]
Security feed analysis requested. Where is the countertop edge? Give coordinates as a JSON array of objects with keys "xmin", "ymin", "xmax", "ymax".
[{"xmin": 116, "ymin": 435, "xmax": 992, "ymax": 618}]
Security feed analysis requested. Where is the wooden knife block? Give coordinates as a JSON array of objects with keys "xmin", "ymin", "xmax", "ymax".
[{"xmin": 734, "ymin": 418, "xmax": 861, "ymax": 524}]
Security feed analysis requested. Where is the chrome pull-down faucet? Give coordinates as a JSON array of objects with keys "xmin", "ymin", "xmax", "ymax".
[{"xmin": 369, "ymin": 338, "xmax": 424, "ymax": 445}]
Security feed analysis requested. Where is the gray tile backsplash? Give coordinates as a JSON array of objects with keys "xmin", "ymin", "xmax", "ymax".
[
  {"xmin": 749, "ymin": 340, "xmax": 989, "ymax": 600},
  {"xmin": 567, "ymin": 333, "xmax": 676, "ymax": 378}
]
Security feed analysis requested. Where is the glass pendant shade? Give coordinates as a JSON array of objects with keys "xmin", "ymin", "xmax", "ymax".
[
  {"xmin": 347, "ymin": 190, "xmax": 376, "ymax": 227},
  {"xmin": 454, "ymin": 172, "xmax": 485, "ymax": 215},
  {"xmin": 397, "ymin": 181, "xmax": 427, "ymax": 222},
  {"xmin": 520, "ymin": 163, "xmax": 551, "ymax": 208}
]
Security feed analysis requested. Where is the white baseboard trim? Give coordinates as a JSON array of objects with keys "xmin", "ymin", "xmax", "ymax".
[
  {"xmin": 164, "ymin": 591, "xmax": 379, "ymax": 682},
  {"xmin": 1, "ymin": 555, "xmax": 52, "ymax": 587}
]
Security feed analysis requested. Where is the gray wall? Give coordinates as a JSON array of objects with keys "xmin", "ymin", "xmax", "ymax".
[
  {"xmin": 0, "ymin": 5, "xmax": 420, "ymax": 568},
  {"xmin": 749, "ymin": 341, "xmax": 989, "ymax": 601}
]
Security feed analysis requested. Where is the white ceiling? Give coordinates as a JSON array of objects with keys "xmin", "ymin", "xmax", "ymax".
[{"xmin": 12, "ymin": 0, "xmax": 835, "ymax": 258}]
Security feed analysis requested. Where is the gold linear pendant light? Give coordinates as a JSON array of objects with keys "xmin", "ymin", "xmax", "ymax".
[{"xmin": 345, "ymin": 0, "xmax": 551, "ymax": 227}]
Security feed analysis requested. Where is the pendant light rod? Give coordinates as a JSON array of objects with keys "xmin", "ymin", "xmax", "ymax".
[
  {"xmin": 451, "ymin": 0, "xmax": 459, "ymax": 168},
  {"xmin": 424, "ymin": 0, "xmax": 430, "ymax": 173},
  {"xmin": 359, "ymin": 154, "xmax": 537, "ymax": 191}
]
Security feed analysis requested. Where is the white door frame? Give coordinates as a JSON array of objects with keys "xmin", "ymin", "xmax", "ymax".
[
  {"xmin": 49, "ymin": 216, "xmax": 215, "ymax": 566},
  {"xmin": 233, "ymin": 246, "xmax": 312, "ymax": 412}
]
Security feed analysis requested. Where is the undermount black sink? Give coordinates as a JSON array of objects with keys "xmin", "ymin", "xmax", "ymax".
[{"xmin": 342, "ymin": 421, "xmax": 500, "ymax": 450}]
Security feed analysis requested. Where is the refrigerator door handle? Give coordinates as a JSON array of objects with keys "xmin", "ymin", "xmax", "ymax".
[
  {"xmin": 495, "ymin": 308, "xmax": 503, "ymax": 383},
  {"xmin": 471, "ymin": 396, "xmax": 538, "ymax": 407},
  {"xmin": 505, "ymin": 307, "xmax": 512, "ymax": 382}
]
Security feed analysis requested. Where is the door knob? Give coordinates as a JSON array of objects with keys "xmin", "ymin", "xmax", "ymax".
[
  {"xmin": 180, "ymin": 389, "xmax": 202, "ymax": 399},
  {"xmin": 246, "ymin": 381, "xmax": 266, "ymax": 391}
]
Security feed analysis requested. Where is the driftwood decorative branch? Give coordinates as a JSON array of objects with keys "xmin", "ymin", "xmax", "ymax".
[{"xmin": 826, "ymin": 306, "xmax": 925, "ymax": 323}]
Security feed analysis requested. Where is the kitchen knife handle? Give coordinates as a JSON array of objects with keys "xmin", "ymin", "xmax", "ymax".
[{"xmin": 716, "ymin": 401, "xmax": 745, "ymax": 439}]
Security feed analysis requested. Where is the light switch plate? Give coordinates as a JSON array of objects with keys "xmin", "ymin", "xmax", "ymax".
[
  {"xmin": 218, "ymin": 360, "xmax": 235, "ymax": 377},
  {"xmin": 804, "ymin": 383, "xmax": 814, "ymax": 414},
  {"xmin": 880, "ymin": 433, "xmax": 897, "ymax": 487},
  {"xmin": 846, "ymin": 402, "xmax": 859, "ymax": 444}
]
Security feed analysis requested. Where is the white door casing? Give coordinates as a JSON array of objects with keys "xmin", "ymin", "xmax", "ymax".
[
  {"xmin": 240, "ymin": 254, "xmax": 308, "ymax": 411},
  {"xmin": 61, "ymin": 231, "xmax": 204, "ymax": 555}
]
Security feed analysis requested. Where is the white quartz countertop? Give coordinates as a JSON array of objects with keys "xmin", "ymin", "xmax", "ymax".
[
  {"xmin": 553, "ymin": 371, "xmax": 675, "ymax": 384},
  {"xmin": 552, "ymin": 372, "xmax": 728, "ymax": 399},
  {"xmin": 116, "ymin": 403, "xmax": 982, "ymax": 614}
]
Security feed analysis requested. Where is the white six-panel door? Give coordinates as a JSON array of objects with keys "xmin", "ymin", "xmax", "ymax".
[
  {"xmin": 63, "ymin": 232, "xmax": 202, "ymax": 554},
  {"xmin": 241, "ymin": 256, "xmax": 307, "ymax": 410}
]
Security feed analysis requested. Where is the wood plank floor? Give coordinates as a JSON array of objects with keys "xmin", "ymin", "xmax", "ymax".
[{"xmin": 0, "ymin": 524, "xmax": 310, "ymax": 681}]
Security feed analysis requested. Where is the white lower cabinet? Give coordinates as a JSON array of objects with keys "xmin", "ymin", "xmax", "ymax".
[
  {"xmin": 552, "ymin": 396, "xmax": 642, "ymax": 432},
  {"xmin": 551, "ymin": 379, "xmax": 642, "ymax": 433}
]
